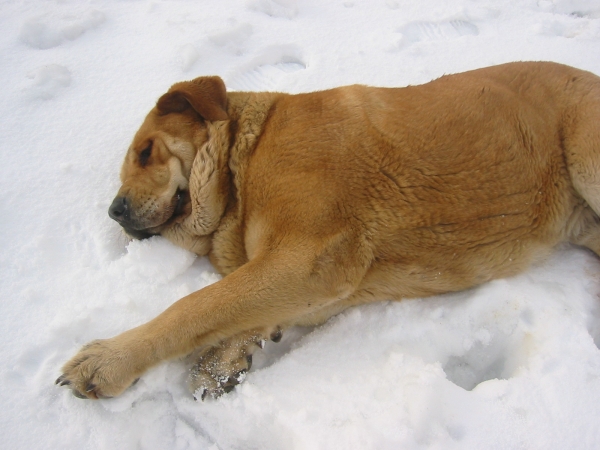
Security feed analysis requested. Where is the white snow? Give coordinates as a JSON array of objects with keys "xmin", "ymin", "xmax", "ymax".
[{"xmin": 2, "ymin": 0, "xmax": 600, "ymax": 448}]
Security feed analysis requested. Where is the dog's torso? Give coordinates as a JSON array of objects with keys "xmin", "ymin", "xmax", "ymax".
[{"xmin": 201, "ymin": 62, "xmax": 594, "ymax": 322}]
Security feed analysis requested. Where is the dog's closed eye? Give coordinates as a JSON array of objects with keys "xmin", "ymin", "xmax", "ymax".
[{"xmin": 139, "ymin": 143, "xmax": 152, "ymax": 167}]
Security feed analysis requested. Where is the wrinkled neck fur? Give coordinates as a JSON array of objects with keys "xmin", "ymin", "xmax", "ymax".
[{"xmin": 225, "ymin": 91, "xmax": 284, "ymax": 206}]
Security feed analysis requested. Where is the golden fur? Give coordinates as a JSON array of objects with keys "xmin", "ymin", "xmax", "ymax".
[{"xmin": 57, "ymin": 61, "xmax": 600, "ymax": 399}]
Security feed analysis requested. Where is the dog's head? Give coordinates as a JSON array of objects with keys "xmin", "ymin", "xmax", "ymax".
[{"xmin": 108, "ymin": 77, "xmax": 229, "ymax": 240}]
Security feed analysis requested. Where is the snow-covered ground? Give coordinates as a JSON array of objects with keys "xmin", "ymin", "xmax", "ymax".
[{"xmin": 2, "ymin": 0, "xmax": 600, "ymax": 448}]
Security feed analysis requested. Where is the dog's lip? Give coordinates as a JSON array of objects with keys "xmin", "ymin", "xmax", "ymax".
[
  {"xmin": 122, "ymin": 226, "xmax": 154, "ymax": 240},
  {"xmin": 123, "ymin": 189, "xmax": 190, "ymax": 240},
  {"xmin": 150, "ymin": 188, "xmax": 191, "ymax": 229}
]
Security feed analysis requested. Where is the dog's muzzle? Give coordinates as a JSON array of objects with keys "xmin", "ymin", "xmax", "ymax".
[{"xmin": 108, "ymin": 196, "xmax": 153, "ymax": 240}]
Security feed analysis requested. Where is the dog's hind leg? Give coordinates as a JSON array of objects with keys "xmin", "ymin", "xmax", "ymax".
[
  {"xmin": 564, "ymin": 78, "xmax": 600, "ymax": 255},
  {"xmin": 569, "ymin": 206, "xmax": 600, "ymax": 257},
  {"xmin": 564, "ymin": 77, "xmax": 600, "ymax": 211}
]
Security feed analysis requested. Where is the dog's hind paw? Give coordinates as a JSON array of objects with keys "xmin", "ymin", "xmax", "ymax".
[
  {"xmin": 188, "ymin": 344, "xmax": 254, "ymax": 401},
  {"xmin": 188, "ymin": 327, "xmax": 282, "ymax": 400}
]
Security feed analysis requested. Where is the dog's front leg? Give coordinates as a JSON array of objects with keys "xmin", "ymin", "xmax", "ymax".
[{"xmin": 57, "ymin": 244, "xmax": 364, "ymax": 399}]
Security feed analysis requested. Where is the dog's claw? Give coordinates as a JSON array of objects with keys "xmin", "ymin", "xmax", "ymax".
[
  {"xmin": 85, "ymin": 383, "xmax": 96, "ymax": 393},
  {"xmin": 72, "ymin": 390, "xmax": 88, "ymax": 399},
  {"xmin": 246, "ymin": 354, "xmax": 253, "ymax": 369},
  {"xmin": 56, "ymin": 374, "xmax": 88, "ymax": 398},
  {"xmin": 270, "ymin": 328, "xmax": 283, "ymax": 342},
  {"xmin": 225, "ymin": 369, "xmax": 247, "ymax": 388},
  {"xmin": 56, "ymin": 374, "xmax": 73, "ymax": 387}
]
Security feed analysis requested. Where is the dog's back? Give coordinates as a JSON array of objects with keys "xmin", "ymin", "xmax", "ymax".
[{"xmin": 243, "ymin": 62, "xmax": 600, "ymax": 302}]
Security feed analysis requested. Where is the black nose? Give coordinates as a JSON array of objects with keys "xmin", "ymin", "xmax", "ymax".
[{"xmin": 108, "ymin": 196, "xmax": 129, "ymax": 223}]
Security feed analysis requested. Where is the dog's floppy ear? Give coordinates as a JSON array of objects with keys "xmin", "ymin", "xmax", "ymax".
[{"xmin": 156, "ymin": 76, "xmax": 228, "ymax": 121}]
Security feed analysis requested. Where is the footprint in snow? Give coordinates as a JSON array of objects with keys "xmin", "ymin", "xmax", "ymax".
[
  {"xmin": 442, "ymin": 308, "xmax": 535, "ymax": 391},
  {"xmin": 19, "ymin": 9, "xmax": 105, "ymax": 50},
  {"xmin": 396, "ymin": 19, "xmax": 479, "ymax": 49},
  {"xmin": 247, "ymin": 0, "xmax": 298, "ymax": 19},
  {"xmin": 228, "ymin": 45, "xmax": 306, "ymax": 91},
  {"xmin": 537, "ymin": 0, "xmax": 600, "ymax": 18},
  {"xmin": 25, "ymin": 64, "xmax": 71, "ymax": 100},
  {"xmin": 533, "ymin": 17, "xmax": 591, "ymax": 38},
  {"xmin": 208, "ymin": 23, "xmax": 253, "ymax": 56},
  {"xmin": 178, "ymin": 44, "xmax": 200, "ymax": 72},
  {"xmin": 443, "ymin": 332, "xmax": 511, "ymax": 391}
]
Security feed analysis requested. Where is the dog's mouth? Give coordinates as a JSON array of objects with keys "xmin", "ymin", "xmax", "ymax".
[
  {"xmin": 113, "ymin": 189, "xmax": 191, "ymax": 240},
  {"xmin": 176, "ymin": 188, "xmax": 187, "ymax": 211},
  {"xmin": 153, "ymin": 188, "xmax": 187, "ymax": 220},
  {"xmin": 169, "ymin": 188, "xmax": 190, "ymax": 222}
]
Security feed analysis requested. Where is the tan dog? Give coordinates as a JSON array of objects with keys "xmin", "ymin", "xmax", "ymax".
[{"xmin": 57, "ymin": 61, "xmax": 600, "ymax": 400}]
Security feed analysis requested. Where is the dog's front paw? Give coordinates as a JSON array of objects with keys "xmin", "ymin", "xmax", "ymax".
[{"xmin": 56, "ymin": 338, "xmax": 143, "ymax": 399}]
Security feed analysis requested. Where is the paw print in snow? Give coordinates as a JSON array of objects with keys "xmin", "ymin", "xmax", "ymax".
[
  {"xmin": 228, "ymin": 44, "xmax": 306, "ymax": 91},
  {"xmin": 247, "ymin": 0, "xmax": 298, "ymax": 19},
  {"xmin": 19, "ymin": 9, "xmax": 105, "ymax": 50},
  {"xmin": 25, "ymin": 65, "xmax": 71, "ymax": 100},
  {"xmin": 396, "ymin": 19, "xmax": 479, "ymax": 49},
  {"xmin": 538, "ymin": 0, "xmax": 600, "ymax": 18},
  {"xmin": 208, "ymin": 23, "xmax": 253, "ymax": 55}
]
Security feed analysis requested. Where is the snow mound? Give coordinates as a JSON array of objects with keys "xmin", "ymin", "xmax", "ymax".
[{"xmin": 109, "ymin": 237, "xmax": 197, "ymax": 285}]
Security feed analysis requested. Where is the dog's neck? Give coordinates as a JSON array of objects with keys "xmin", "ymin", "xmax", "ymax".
[
  {"xmin": 203, "ymin": 91, "xmax": 285, "ymax": 274},
  {"xmin": 160, "ymin": 91, "xmax": 284, "ymax": 268},
  {"xmin": 225, "ymin": 91, "xmax": 284, "ymax": 209}
]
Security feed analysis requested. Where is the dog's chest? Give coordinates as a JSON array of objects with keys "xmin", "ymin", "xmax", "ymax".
[{"xmin": 208, "ymin": 207, "xmax": 249, "ymax": 276}]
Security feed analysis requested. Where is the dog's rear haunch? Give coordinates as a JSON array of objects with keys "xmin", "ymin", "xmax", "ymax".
[{"xmin": 58, "ymin": 62, "xmax": 600, "ymax": 400}]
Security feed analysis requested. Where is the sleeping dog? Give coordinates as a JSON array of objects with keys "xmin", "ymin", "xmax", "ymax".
[{"xmin": 57, "ymin": 61, "xmax": 600, "ymax": 400}]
